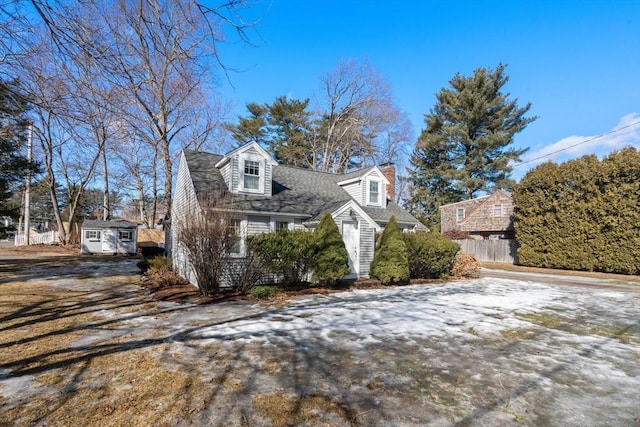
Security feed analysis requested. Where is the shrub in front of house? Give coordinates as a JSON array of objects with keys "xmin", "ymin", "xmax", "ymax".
[
  {"xmin": 137, "ymin": 255, "xmax": 170, "ymax": 273},
  {"xmin": 248, "ymin": 230, "xmax": 315, "ymax": 284},
  {"xmin": 370, "ymin": 216, "xmax": 409, "ymax": 285},
  {"xmin": 249, "ymin": 285, "xmax": 281, "ymax": 299},
  {"xmin": 141, "ymin": 256, "xmax": 187, "ymax": 287},
  {"xmin": 313, "ymin": 212, "xmax": 351, "ymax": 285},
  {"xmin": 403, "ymin": 232, "xmax": 460, "ymax": 279},
  {"xmin": 223, "ymin": 253, "xmax": 266, "ymax": 294},
  {"xmin": 175, "ymin": 206, "xmax": 240, "ymax": 296},
  {"xmin": 148, "ymin": 256, "xmax": 172, "ymax": 271}
]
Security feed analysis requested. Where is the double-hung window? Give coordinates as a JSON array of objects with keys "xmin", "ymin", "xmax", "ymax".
[
  {"xmin": 243, "ymin": 160, "xmax": 260, "ymax": 191},
  {"xmin": 493, "ymin": 204, "xmax": 502, "ymax": 217},
  {"xmin": 369, "ymin": 180, "xmax": 380, "ymax": 205},
  {"xmin": 457, "ymin": 208, "xmax": 465, "ymax": 222},
  {"xmin": 275, "ymin": 221, "xmax": 289, "ymax": 232}
]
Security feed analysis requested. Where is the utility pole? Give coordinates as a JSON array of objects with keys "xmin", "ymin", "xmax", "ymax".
[{"xmin": 23, "ymin": 124, "xmax": 32, "ymax": 245}]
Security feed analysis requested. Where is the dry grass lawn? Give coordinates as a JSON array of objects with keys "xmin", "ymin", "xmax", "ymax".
[{"xmin": 0, "ymin": 252, "xmax": 213, "ymax": 427}]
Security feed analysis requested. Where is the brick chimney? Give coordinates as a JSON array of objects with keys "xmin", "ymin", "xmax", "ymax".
[{"xmin": 380, "ymin": 163, "xmax": 396, "ymax": 202}]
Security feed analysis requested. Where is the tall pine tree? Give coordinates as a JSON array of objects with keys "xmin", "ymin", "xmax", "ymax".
[
  {"xmin": 408, "ymin": 64, "xmax": 536, "ymax": 227},
  {"xmin": 0, "ymin": 79, "xmax": 37, "ymax": 218},
  {"xmin": 229, "ymin": 96, "xmax": 313, "ymax": 168}
]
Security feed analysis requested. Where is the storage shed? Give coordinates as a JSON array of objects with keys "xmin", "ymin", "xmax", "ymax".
[{"xmin": 81, "ymin": 220, "xmax": 138, "ymax": 255}]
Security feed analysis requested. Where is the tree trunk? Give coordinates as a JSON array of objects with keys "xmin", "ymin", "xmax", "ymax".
[
  {"xmin": 161, "ymin": 136, "xmax": 172, "ymax": 221},
  {"xmin": 102, "ymin": 144, "xmax": 110, "ymax": 221}
]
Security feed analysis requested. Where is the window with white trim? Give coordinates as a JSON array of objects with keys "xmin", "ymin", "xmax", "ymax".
[
  {"xmin": 368, "ymin": 180, "xmax": 381, "ymax": 205},
  {"xmin": 275, "ymin": 221, "xmax": 289, "ymax": 232},
  {"xmin": 229, "ymin": 220, "xmax": 242, "ymax": 254},
  {"xmin": 85, "ymin": 230, "xmax": 101, "ymax": 241},
  {"xmin": 243, "ymin": 160, "xmax": 260, "ymax": 191},
  {"xmin": 457, "ymin": 208, "xmax": 465, "ymax": 222},
  {"xmin": 118, "ymin": 230, "xmax": 133, "ymax": 241},
  {"xmin": 493, "ymin": 204, "xmax": 502, "ymax": 217}
]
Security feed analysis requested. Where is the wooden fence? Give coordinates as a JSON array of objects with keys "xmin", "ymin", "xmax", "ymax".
[
  {"xmin": 453, "ymin": 239, "xmax": 518, "ymax": 264},
  {"xmin": 14, "ymin": 231, "xmax": 59, "ymax": 246}
]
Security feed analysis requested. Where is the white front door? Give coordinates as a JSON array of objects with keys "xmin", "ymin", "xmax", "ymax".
[{"xmin": 342, "ymin": 221, "xmax": 359, "ymax": 277}]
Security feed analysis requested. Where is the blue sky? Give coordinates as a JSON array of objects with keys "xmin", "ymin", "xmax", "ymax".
[{"xmin": 217, "ymin": 0, "xmax": 640, "ymax": 180}]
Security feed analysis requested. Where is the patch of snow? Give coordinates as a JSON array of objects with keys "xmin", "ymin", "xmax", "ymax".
[{"xmin": 0, "ymin": 369, "xmax": 42, "ymax": 407}]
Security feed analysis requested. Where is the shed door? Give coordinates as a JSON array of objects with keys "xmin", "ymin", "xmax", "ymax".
[
  {"xmin": 102, "ymin": 229, "xmax": 117, "ymax": 252},
  {"xmin": 342, "ymin": 221, "xmax": 359, "ymax": 277}
]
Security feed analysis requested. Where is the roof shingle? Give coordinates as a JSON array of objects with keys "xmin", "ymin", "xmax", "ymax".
[{"xmin": 182, "ymin": 149, "xmax": 426, "ymax": 228}]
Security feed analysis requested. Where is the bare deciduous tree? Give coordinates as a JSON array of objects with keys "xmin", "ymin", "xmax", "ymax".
[
  {"xmin": 16, "ymin": 34, "xmax": 104, "ymax": 244},
  {"xmin": 228, "ymin": 58, "xmax": 412, "ymax": 174},
  {"xmin": 314, "ymin": 58, "xmax": 407, "ymax": 173},
  {"xmin": 2, "ymin": 0, "xmax": 255, "ymax": 228}
]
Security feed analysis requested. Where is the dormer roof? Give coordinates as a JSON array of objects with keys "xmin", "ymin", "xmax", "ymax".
[
  {"xmin": 337, "ymin": 166, "xmax": 390, "ymax": 186},
  {"xmin": 220, "ymin": 141, "xmax": 278, "ymax": 166}
]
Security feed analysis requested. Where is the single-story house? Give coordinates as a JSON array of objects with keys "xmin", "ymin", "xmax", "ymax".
[
  {"xmin": 81, "ymin": 219, "xmax": 138, "ymax": 255},
  {"xmin": 439, "ymin": 190, "xmax": 514, "ymax": 240},
  {"xmin": 169, "ymin": 141, "xmax": 427, "ymax": 286}
]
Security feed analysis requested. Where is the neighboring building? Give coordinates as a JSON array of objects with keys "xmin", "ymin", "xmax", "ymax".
[
  {"xmin": 439, "ymin": 190, "xmax": 514, "ymax": 240},
  {"xmin": 81, "ymin": 220, "xmax": 138, "ymax": 255},
  {"xmin": 169, "ymin": 141, "xmax": 427, "ymax": 286}
]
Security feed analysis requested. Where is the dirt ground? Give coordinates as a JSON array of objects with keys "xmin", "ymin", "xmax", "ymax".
[{"xmin": 1, "ymin": 249, "xmax": 639, "ymax": 426}]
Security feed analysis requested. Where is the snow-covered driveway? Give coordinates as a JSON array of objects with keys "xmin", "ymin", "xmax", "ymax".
[{"xmin": 1, "ymin": 257, "xmax": 639, "ymax": 426}]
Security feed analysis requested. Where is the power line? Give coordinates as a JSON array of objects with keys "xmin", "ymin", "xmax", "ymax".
[{"xmin": 515, "ymin": 120, "xmax": 640, "ymax": 166}]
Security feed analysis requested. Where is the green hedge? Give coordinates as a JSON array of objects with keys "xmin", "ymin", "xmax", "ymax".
[
  {"xmin": 403, "ymin": 233, "xmax": 460, "ymax": 279},
  {"xmin": 248, "ymin": 230, "xmax": 315, "ymax": 284},
  {"xmin": 248, "ymin": 214, "xmax": 351, "ymax": 286},
  {"xmin": 514, "ymin": 147, "xmax": 640, "ymax": 274}
]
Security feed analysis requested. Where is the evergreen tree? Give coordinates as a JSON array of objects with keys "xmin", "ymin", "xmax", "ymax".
[
  {"xmin": 267, "ymin": 97, "xmax": 314, "ymax": 167},
  {"xmin": 313, "ymin": 212, "xmax": 350, "ymax": 284},
  {"xmin": 370, "ymin": 216, "xmax": 409, "ymax": 284},
  {"xmin": 0, "ymin": 79, "xmax": 38, "ymax": 218},
  {"xmin": 228, "ymin": 102, "xmax": 267, "ymax": 145},
  {"xmin": 408, "ymin": 64, "xmax": 536, "ymax": 227},
  {"xmin": 229, "ymin": 97, "xmax": 314, "ymax": 167}
]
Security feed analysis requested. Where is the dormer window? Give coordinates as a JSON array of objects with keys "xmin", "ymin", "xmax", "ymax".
[
  {"xmin": 369, "ymin": 181, "xmax": 379, "ymax": 204},
  {"xmin": 239, "ymin": 155, "xmax": 264, "ymax": 193},
  {"xmin": 243, "ymin": 160, "xmax": 260, "ymax": 190},
  {"xmin": 218, "ymin": 141, "xmax": 276, "ymax": 196},
  {"xmin": 367, "ymin": 179, "xmax": 382, "ymax": 206}
]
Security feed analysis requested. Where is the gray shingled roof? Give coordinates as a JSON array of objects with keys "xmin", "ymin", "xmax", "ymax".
[
  {"xmin": 82, "ymin": 219, "xmax": 138, "ymax": 229},
  {"xmin": 183, "ymin": 150, "xmax": 226, "ymax": 193},
  {"xmin": 182, "ymin": 149, "xmax": 426, "ymax": 228}
]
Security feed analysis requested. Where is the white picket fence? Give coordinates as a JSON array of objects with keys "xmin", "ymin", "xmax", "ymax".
[
  {"xmin": 14, "ymin": 231, "xmax": 59, "ymax": 246},
  {"xmin": 454, "ymin": 239, "xmax": 518, "ymax": 264}
]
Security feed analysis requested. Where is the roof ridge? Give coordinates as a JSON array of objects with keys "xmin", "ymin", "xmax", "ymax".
[
  {"xmin": 275, "ymin": 163, "xmax": 374, "ymax": 177},
  {"xmin": 459, "ymin": 192, "xmax": 503, "ymax": 225}
]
